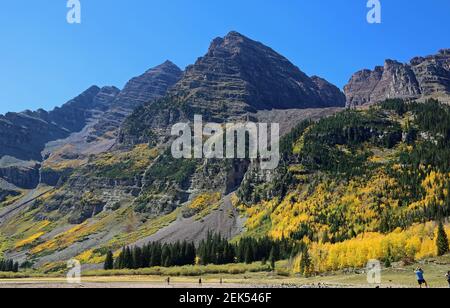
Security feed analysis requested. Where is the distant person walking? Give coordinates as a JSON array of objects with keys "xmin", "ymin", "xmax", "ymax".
[
  {"xmin": 166, "ymin": 277, "xmax": 170, "ymax": 286},
  {"xmin": 446, "ymin": 271, "xmax": 450, "ymax": 288},
  {"xmin": 415, "ymin": 268, "xmax": 428, "ymax": 288}
]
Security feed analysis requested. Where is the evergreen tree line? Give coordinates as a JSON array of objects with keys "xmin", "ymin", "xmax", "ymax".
[
  {"xmin": 106, "ymin": 233, "xmax": 300, "ymax": 270},
  {"xmin": 109, "ymin": 241, "xmax": 196, "ymax": 270},
  {"xmin": 197, "ymin": 232, "xmax": 235, "ymax": 265},
  {"xmin": 234, "ymin": 236, "xmax": 302, "ymax": 265},
  {"xmin": 0, "ymin": 258, "xmax": 19, "ymax": 273}
]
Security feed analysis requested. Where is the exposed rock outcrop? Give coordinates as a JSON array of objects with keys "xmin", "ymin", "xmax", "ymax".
[
  {"xmin": 0, "ymin": 163, "xmax": 40, "ymax": 189},
  {"xmin": 0, "ymin": 189, "xmax": 19, "ymax": 203},
  {"xmin": 345, "ymin": 49, "xmax": 450, "ymax": 107}
]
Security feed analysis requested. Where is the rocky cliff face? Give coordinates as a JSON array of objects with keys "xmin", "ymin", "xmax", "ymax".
[
  {"xmin": 176, "ymin": 31, "xmax": 345, "ymax": 111},
  {"xmin": 0, "ymin": 188, "xmax": 19, "ymax": 203},
  {"xmin": 311, "ymin": 76, "xmax": 348, "ymax": 107},
  {"xmin": 120, "ymin": 31, "xmax": 345, "ymax": 145},
  {"xmin": 0, "ymin": 162, "xmax": 40, "ymax": 189},
  {"xmin": 345, "ymin": 49, "xmax": 450, "ymax": 107}
]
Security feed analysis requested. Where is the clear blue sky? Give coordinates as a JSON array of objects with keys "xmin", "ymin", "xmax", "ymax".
[{"xmin": 0, "ymin": 0, "xmax": 449, "ymax": 114}]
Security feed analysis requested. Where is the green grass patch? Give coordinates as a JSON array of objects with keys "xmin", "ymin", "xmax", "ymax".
[{"xmin": 84, "ymin": 262, "xmax": 272, "ymax": 277}]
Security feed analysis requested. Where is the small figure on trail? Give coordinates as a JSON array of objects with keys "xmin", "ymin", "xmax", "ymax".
[
  {"xmin": 167, "ymin": 277, "xmax": 170, "ymax": 286},
  {"xmin": 220, "ymin": 278, "xmax": 223, "ymax": 285},
  {"xmin": 415, "ymin": 267, "xmax": 428, "ymax": 288},
  {"xmin": 199, "ymin": 278, "xmax": 202, "ymax": 286},
  {"xmin": 445, "ymin": 271, "xmax": 450, "ymax": 288}
]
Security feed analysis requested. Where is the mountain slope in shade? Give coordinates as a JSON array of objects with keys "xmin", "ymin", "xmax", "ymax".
[
  {"xmin": 88, "ymin": 61, "xmax": 183, "ymax": 143},
  {"xmin": 0, "ymin": 86, "xmax": 110, "ymax": 162},
  {"xmin": 0, "ymin": 61, "xmax": 183, "ymax": 189},
  {"xmin": 120, "ymin": 31, "xmax": 345, "ymax": 144},
  {"xmin": 345, "ymin": 49, "xmax": 450, "ymax": 107}
]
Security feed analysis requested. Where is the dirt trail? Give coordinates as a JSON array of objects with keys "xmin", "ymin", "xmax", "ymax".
[{"xmin": 0, "ymin": 281, "xmax": 260, "ymax": 289}]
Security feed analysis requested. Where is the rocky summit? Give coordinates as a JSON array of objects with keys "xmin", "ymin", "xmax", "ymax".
[
  {"xmin": 119, "ymin": 31, "xmax": 345, "ymax": 145},
  {"xmin": 345, "ymin": 49, "xmax": 450, "ymax": 107},
  {"xmin": 85, "ymin": 61, "xmax": 183, "ymax": 143},
  {"xmin": 175, "ymin": 31, "xmax": 346, "ymax": 111}
]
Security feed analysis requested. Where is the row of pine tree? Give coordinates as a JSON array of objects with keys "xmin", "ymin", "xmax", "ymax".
[
  {"xmin": 0, "ymin": 258, "xmax": 19, "ymax": 273},
  {"xmin": 106, "ymin": 233, "xmax": 303, "ymax": 270}
]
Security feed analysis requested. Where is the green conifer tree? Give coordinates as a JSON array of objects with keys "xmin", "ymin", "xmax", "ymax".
[
  {"xmin": 104, "ymin": 251, "xmax": 114, "ymax": 270},
  {"xmin": 437, "ymin": 221, "xmax": 449, "ymax": 256}
]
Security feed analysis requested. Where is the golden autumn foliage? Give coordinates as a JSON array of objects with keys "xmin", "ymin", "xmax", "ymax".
[
  {"xmin": 76, "ymin": 249, "xmax": 106, "ymax": 264},
  {"xmin": 187, "ymin": 193, "xmax": 221, "ymax": 211},
  {"xmin": 92, "ymin": 144, "xmax": 158, "ymax": 172},
  {"xmin": 31, "ymin": 224, "xmax": 87, "ymax": 254},
  {"xmin": 243, "ymin": 170, "xmax": 402, "ymax": 242},
  {"xmin": 291, "ymin": 222, "xmax": 450, "ymax": 274},
  {"xmin": 408, "ymin": 170, "xmax": 450, "ymax": 210},
  {"xmin": 184, "ymin": 192, "xmax": 222, "ymax": 220},
  {"xmin": 242, "ymin": 168, "xmax": 450, "ymax": 244},
  {"xmin": 30, "ymin": 213, "xmax": 116, "ymax": 255},
  {"xmin": 15, "ymin": 232, "xmax": 45, "ymax": 249},
  {"xmin": 0, "ymin": 213, "xmax": 53, "ymax": 252}
]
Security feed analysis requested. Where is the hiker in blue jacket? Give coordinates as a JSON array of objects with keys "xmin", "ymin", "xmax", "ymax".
[{"xmin": 415, "ymin": 267, "xmax": 428, "ymax": 288}]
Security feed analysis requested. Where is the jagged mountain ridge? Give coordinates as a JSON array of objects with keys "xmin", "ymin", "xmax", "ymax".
[
  {"xmin": 0, "ymin": 85, "xmax": 107, "ymax": 162},
  {"xmin": 89, "ymin": 61, "xmax": 184, "ymax": 141},
  {"xmin": 0, "ymin": 61, "xmax": 183, "ymax": 190},
  {"xmin": 345, "ymin": 49, "xmax": 450, "ymax": 107}
]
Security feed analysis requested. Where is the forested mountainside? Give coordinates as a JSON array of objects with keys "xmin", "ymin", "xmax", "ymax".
[
  {"xmin": 240, "ymin": 99, "xmax": 450, "ymax": 239},
  {"xmin": 236, "ymin": 99, "xmax": 450, "ymax": 272}
]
